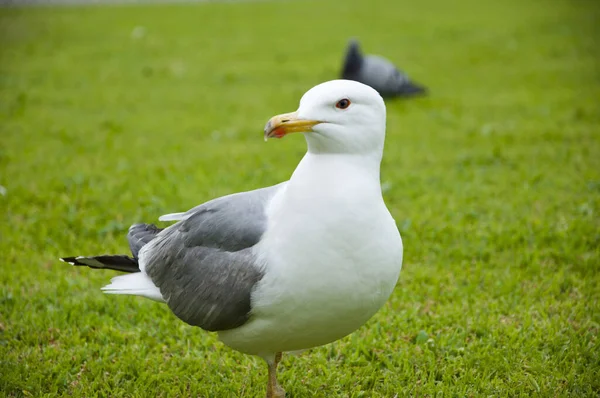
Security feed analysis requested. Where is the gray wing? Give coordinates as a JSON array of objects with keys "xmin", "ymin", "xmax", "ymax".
[
  {"xmin": 128, "ymin": 223, "xmax": 163, "ymax": 259},
  {"xmin": 143, "ymin": 182, "xmax": 286, "ymax": 332}
]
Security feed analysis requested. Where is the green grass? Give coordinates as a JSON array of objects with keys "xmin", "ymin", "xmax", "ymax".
[{"xmin": 1, "ymin": 0, "xmax": 599, "ymax": 396}]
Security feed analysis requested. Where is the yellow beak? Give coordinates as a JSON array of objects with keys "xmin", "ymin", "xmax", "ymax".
[{"xmin": 263, "ymin": 111, "xmax": 321, "ymax": 140}]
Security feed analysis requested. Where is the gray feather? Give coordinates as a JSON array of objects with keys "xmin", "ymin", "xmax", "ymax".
[
  {"xmin": 127, "ymin": 223, "xmax": 163, "ymax": 258},
  {"xmin": 144, "ymin": 183, "xmax": 285, "ymax": 331}
]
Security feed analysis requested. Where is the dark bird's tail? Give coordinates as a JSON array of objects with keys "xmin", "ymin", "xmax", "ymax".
[
  {"xmin": 60, "ymin": 255, "xmax": 140, "ymax": 273},
  {"xmin": 341, "ymin": 39, "xmax": 363, "ymax": 79}
]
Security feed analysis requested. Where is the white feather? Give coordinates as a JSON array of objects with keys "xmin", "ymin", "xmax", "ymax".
[
  {"xmin": 101, "ymin": 273, "xmax": 165, "ymax": 302},
  {"xmin": 158, "ymin": 212, "xmax": 187, "ymax": 222}
]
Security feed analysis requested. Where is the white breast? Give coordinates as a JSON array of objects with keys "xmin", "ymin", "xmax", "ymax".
[{"xmin": 219, "ymin": 153, "xmax": 403, "ymax": 356}]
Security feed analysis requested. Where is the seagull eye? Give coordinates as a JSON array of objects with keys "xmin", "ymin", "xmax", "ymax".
[{"xmin": 335, "ymin": 98, "xmax": 351, "ymax": 110}]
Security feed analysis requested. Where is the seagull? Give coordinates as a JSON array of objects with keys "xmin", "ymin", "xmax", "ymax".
[
  {"xmin": 341, "ymin": 39, "xmax": 427, "ymax": 98},
  {"xmin": 61, "ymin": 79, "xmax": 404, "ymax": 398}
]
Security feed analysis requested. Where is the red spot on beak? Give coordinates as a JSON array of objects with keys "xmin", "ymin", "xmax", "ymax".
[{"xmin": 273, "ymin": 128, "xmax": 286, "ymax": 138}]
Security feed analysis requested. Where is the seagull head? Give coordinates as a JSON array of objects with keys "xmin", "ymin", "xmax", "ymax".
[{"xmin": 264, "ymin": 80, "xmax": 386, "ymax": 156}]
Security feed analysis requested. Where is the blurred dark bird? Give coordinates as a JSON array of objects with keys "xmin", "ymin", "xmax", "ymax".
[{"xmin": 341, "ymin": 39, "xmax": 427, "ymax": 98}]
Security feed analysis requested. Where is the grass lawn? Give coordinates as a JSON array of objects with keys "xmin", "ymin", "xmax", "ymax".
[{"xmin": 1, "ymin": 0, "xmax": 599, "ymax": 396}]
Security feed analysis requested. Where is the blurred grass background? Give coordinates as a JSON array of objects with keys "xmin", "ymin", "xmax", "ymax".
[{"xmin": 1, "ymin": 0, "xmax": 599, "ymax": 396}]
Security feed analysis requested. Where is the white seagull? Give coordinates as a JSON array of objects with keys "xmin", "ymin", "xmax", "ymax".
[{"xmin": 61, "ymin": 79, "xmax": 404, "ymax": 398}]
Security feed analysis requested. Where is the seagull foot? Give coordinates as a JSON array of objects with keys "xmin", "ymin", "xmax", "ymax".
[
  {"xmin": 266, "ymin": 385, "xmax": 285, "ymax": 398},
  {"xmin": 266, "ymin": 378, "xmax": 286, "ymax": 398},
  {"xmin": 273, "ymin": 384, "xmax": 285, "ymax": 398}
]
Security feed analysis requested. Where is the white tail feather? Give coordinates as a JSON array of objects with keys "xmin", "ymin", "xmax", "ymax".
[{"xmin": 101, "ymin": 273, "xmax": 165, "ymax": 303}]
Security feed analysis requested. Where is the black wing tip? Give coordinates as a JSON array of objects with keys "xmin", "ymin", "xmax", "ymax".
[
  {"xmin": 60, "ymin": 256, "xmax": 94, "ymax": 267},
  {"xmin": 59, "ymin": 255, "xmax": 140, "ymax": 272},
  {"xmin": 60, "ymin": 256, "xmax": 78, "ymax": 265}
]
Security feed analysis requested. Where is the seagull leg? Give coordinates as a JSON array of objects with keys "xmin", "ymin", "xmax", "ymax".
[{"xmin": 266, "ymin": 352, "xmax": 285, "ymax": 398}]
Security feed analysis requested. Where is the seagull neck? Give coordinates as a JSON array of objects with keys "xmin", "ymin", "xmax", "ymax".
[{"xmin": 290, "ymin": 151, "xmax": 382, "ymax": 187}]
